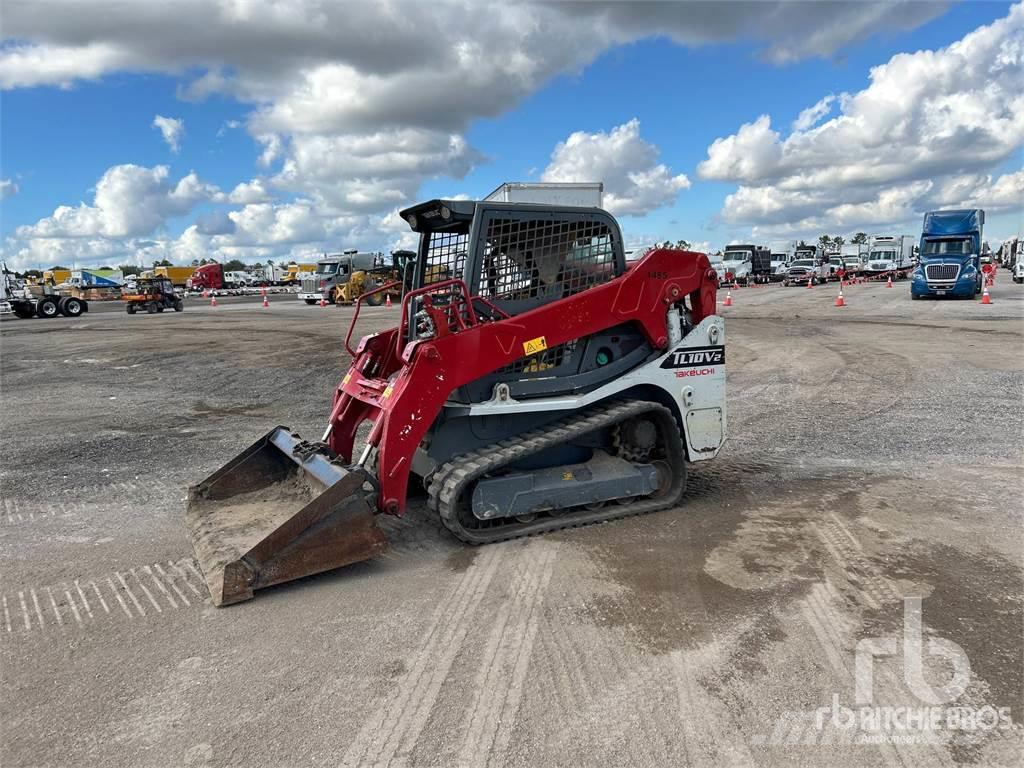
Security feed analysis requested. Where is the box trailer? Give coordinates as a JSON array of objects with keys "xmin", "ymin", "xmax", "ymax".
[
  {"xmin": 70, "ymin": 269, "xmax": 124, "ymax": 287},
  {"xmin": 154, "ymin": 266, "xmax": 197, "ymax": 287},
  {"xmin": 485, "ymin": 182, "xmax": 604, "ymax": 208}
]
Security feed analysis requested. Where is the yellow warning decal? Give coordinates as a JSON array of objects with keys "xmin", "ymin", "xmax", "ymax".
[
  {"xmin": 342, "ymin": 372, "xmax": 351, "ymax": 385},
  {"xmin": 562, "ymin": 471, "xmax": 574, "ymax": 481},
  {"xmin": 381, "ymin": 384, "xmax": 394, "ymax": 400},
  {"xmin": 523, "ymin": 336, "xmax": 548, "ymax": 356}
]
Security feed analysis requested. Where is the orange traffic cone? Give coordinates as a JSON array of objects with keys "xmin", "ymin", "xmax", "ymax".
[
  {"xmin": 723, "ymin": 289, "xmax": 733, "ymax": 307},
  {"xmin": 261, "ymin": 286, "xmax": 267, "ymax": 297},
  {"xmin": 886, "ymin": 276, "xmax": 893, "ymax": 288},
  {"xmin": 202, "ymin": 289, "xmax": 209, "ymax": 299},
  {"xmin": 981, "ymin": 286, "xmax": 992, "ymax": 304},
  {"xmin": 320, "ymin": 296, "xmax": 327, "ymax": 308},
  {"xmin": 806, "ymin": 277, "xmax": 813, "ymax": 289},
  {"xmin": 834, "ymin": 287, "xmax": 846, "ymax": 307},
  {"xmin": 262, "ymin": 295, "xmax": 269, "ymax": 308},
  {"xmin": 385, "ymin": 293, "xmax": 393, "ymax": 308},
  {"xmin": 210, "ymin": 293, "xmax": 217, "ymax": 308}
]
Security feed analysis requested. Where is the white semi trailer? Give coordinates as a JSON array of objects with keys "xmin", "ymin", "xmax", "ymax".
[{"xmin": 485, "ymin": 182, "xmax": 604, "ymax": 208}]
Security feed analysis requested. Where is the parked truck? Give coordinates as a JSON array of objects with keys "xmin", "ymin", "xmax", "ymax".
[
  {"xmin": 865, "ymin": 235, "xmax": 915, "ymax": 278},
  {"xmin": 186, "ymin": 264, "xmax": 249, "ymax": 292},
  {"xmin": 247, "ymin": 264, "xmax": 289, "ymax": 286},
  {"xmin": 840, "ymin": 243, "xmax": 870, "ymax": 276},
  {"xmin": 485, "ymin": 181, "xmax": 604, "ymax": 208},
  {"xmin": 783, "ymin": 257, "xmax": 827, "ymax": 286},
  {"xmin": 720, "ymin": 244, "xmax": 772, "ymax": 284},
  {"xmin": 912, "ymin": 210, "xmax": 985, "ymax": 299},
  {"xmin": 996, "ymin": 236, "xmax": 1021, "ymax": 272},
  {"xmin": 768, "ymin": 240, "xmax": 796, "ymax": 281},
  {"xmin": 298, "ymin": 250, "xmax": 386, "ymax": 304}
]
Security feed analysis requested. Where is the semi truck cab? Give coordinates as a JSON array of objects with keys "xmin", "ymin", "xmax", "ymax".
[
  {"xmin": 298, "ymin": 251, "xmax": 383, "ymax": 304},
  {"xmin": 912, "ymin": 209, "xmax": 985, "ymax": 299}
]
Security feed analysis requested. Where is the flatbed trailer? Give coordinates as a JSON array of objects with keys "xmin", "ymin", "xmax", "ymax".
[{"xmin": 2, "ymin": 264, "xmax": 89, "ymax": 318}]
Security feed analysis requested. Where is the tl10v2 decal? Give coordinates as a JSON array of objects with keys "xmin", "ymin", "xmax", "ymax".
[{"xmin": 660, "ymin": 345, "xmax": 725, "ymax": 369}]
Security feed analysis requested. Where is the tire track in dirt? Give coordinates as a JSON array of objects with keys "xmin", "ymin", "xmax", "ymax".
[
  {"xmin": 801, "ymin": 508, "xmax": 957, "ymax": 765},
  {"xmin": 527, "ymin": 550, "xmax": 677, "ymax": 766},
  {"xmin": 341, "ymin": 547, "xmax": 505, "ymax": 768},
  {"xmin": 667, "ymin": 644, "xmax": 757, "ymax": 766},
  {"xmin": 456, "ymin": 543, "xmax": 558, "ymax": 768}
]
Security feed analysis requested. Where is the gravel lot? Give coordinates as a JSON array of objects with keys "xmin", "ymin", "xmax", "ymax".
[{"xmin": 2, "ymin": 278, "xmax": 1022, "ymax": 767}]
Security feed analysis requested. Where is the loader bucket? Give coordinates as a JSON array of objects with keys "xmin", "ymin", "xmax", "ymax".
[{"xmin": 185, "ymin": 427, "xmax": 388, "ymax": 606}]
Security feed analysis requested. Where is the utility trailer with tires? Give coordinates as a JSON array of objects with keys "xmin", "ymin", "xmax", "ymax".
[{"xmin": 1, "ymin": 263, "xmax": 89, "ymax": 319}]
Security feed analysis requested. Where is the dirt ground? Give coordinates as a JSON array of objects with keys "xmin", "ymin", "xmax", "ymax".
[{"xmin": 2, "ymin": 279, "xmax": 1022, "ymax": 767}]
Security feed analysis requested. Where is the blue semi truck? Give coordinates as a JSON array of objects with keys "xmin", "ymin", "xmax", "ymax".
[{"xmin": 912, "ymin": 209, "xmax": 985, "ymax": 300}]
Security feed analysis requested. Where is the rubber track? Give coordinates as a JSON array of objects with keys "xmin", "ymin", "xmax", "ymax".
[{"xmin": 427, "ymin": 399, "xmax": 686, "ymax": 544}]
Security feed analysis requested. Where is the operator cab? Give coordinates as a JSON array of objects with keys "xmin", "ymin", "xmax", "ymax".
[
  {"xmin": 399, "ymin": 199, "xmax": 649, "ymax": 404},
  {"xmin": 400, "ymin": 199, "xmax": 625, "ymax": 317}
]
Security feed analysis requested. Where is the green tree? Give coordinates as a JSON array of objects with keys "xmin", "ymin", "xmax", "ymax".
[
  {"xmin": 818, "ymin": 234, "xmax": 832, "ymax": 251},
  {"xmin": 675, "ymin": 239, "xmax": 691, "ymax": 250},
  {"xmin": 152, "ymin": 258, "xmax": 172, "ymax": 267},
  {"xmin": 117, "ymin": 264, "xmax": 142, "ymax": 276},
  {"xmin": 832, "ymin": 236, "xmax": 845, "ymax": 248},
  {"xmin": 851, "ymin": 232, "xmax": 868, "ymax": 244},
  {"xmin": 222, "ymin": 259, "xmax": 247, "ymax": 272}
]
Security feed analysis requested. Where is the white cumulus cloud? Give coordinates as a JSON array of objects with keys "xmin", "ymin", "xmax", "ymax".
[
  {"xmin": 152, "ymin": 115, "xmax": 184, "ymax": 153},
  {"xmin": 16, "ymin": 164, "xmax": 216, "ymax": 239},
  {"xmin": 0, "ymin": 178, "xmax": 19, "ymax": 199},
  {"xmin": 698, "ymin": 3, "xmax": 1024, "ymax": 236},
  {"xmin": 792, "ymin": 94, "xmax": 836, "ymax": 131},
  {"xmin": 542, "ymin": 119, "xmax": 690, "ymax": 217}
]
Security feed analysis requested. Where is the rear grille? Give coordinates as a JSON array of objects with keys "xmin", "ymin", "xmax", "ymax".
[{"xmin": 926, "ymin": 264, "xmax": 959, "ymax": 281}]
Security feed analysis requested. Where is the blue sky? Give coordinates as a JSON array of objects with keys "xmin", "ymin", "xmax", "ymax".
[{"xmin": 1, "ymin": 1, "xmax": 1020, "ymax": 269}]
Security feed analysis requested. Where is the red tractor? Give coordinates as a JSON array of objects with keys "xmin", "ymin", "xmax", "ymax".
[{"xmin": 187, "ymin": 199, "xmax": 727, "ymax": 605}]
